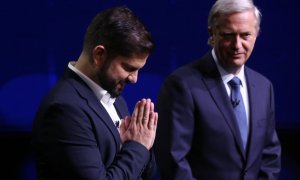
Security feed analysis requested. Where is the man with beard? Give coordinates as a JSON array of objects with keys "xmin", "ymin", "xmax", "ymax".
[{"xmin": 32, "ymin": 6, "xmax": 158, "ymax": 180}]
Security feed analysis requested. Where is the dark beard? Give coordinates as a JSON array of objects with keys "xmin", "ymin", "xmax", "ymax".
[{"xmin": 97, "ymin": 61, "xmax": 125, "ymax": 98}]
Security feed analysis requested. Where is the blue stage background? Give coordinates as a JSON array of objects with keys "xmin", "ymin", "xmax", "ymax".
[{"xmin": 0, "ymin": 0, "xmax": 299, "ymax": 179}]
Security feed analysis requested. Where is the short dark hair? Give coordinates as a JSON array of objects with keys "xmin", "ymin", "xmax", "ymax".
[{"xmin": 83, "ymin": 6, "xmax": 154, "ymax": 59}]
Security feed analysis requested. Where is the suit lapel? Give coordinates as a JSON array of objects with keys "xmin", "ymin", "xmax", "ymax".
[
  {"xmin": 64, "ymin": 69, "xmax": 121, "ymax": 148},
  {"xmin": 114, "ymin": 97, "xmax": 130, "ymax": 119},
  {"xmin": 199, "ymin": 54, "xmax": 246, "ymax": 158},
  {"xmin": 87, "ymin": 97, "xmax": 121, "ymax": 146}
]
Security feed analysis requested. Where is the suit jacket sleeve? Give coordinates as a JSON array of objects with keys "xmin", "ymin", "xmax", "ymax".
[
  {"xmin": 155, "ymin": 73, "xmax": 197, "ymax": 180},
  {"xmin": 115, "ymin": 96, "xmax": 157, "ymax": 180},
  {"xmin": 258, "ymin": 83, "xmax": 281, "ymax": 179},
  {"xmin": 34, "ymin": 101, "xmax": 152, "ymax": 180}
]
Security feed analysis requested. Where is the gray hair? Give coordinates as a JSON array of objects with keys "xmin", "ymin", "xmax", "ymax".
[{"xmin": 208, "ymin": 0, "xmax": 262, "ymax": 45}]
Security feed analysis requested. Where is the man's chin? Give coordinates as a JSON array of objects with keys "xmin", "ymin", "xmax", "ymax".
[
  {"xmin": 110, "ymin": 84, "xmax": 126, "ymax": 98},
  {"xmin": 231, "ymin": 58, "xmax": 246, "ymax": 66},
  {"xmin": 110, "ymin": 89, "xmax": 122, "ymax": 98}
]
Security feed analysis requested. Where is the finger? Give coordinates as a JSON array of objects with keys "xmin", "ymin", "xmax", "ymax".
[
  {"xmin": 131, "ymin": 100, "xmax": 141, "ymax": 124},
  {"xmin": 119, "ymin": 117, "xmax": 128, "ymax": 134},
  {"xmin": 142, "ymin": 99, "xmax": 151, "ymax": 125},
  {"xmin": 119, "ymin": 119, "xmax": 125, "ymax": 134},
  {"xmin": 150, "ymin": 100, "xmax": 154, "ymax": 112},
  {"xmin": 147, "ymin": 112, "xmax": 153, "ymax": 129},
  {"xmin": 137, "ymin": 99, "xmax": 146, "ymax": 124},
  {"xmin": 154, "ymin": 112, "xmax": 158, "ymax": 130},
  {"xmin": 123, "ymin": 116, "xmax": 130, "ymax": 130},
  {"xmin": 148, "ymin": 111, "xmax": 156, "ymax": 130},
  {"xmin": 151, "ymin": 112, "xmax": 158, "ymax": 145}
]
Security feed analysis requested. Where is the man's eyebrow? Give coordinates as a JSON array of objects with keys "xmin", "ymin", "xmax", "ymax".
[{"xmin": 123, "ymin": 63, "xmax": 139, "ymax": 71}]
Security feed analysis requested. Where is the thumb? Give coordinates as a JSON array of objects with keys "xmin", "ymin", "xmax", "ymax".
[
  {"xmin": 120, "ymin": 118, "xmax": 125, "ymax": 134},
  {"xmin": 120, "ymin": 116, "xmax": 130, "ymax": 133},
  {"xmin": 124, "ymin": 116, "xmax": 131, "ymax": 128}
]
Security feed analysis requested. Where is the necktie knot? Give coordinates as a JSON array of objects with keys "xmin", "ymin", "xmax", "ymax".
[
  {"xmin": 228, "ymin": 77, "xmax": 241, "ymax": 90},
  {"xmin": 228, "ymin": 77, "xmax": 242, "ymax": 107}
]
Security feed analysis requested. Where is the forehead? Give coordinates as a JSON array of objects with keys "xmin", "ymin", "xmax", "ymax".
[{"xmin": 216, "ymin": 10, "xmax": 257, "ymax": 31}]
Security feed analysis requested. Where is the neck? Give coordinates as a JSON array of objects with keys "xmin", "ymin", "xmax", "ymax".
[{"xmin": 75, "ymin": 51, "xmax": 96, "ymax": 80}]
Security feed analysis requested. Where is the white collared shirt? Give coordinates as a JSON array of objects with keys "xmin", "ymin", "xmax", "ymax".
[
  {"xmin": 212, "ymin": 49, "xmax": 250, "ymax": 126},
  {"xmin": 68, "ymin": 61, "xmax": 121, "ymax": 129}
]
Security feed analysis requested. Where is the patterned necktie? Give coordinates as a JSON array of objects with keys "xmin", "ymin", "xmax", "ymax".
[{"xmin": 228, "ymin": 77, "xmax": 248, "ymax": 149}]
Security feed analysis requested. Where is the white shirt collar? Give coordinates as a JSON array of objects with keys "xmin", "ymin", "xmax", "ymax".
[
  {"xmin": 212, "ymin": 49, "xmax": 246, "ymax": 86},
  {"xmin": 68, "ymin": 61, "xmax": 116, "ymax": 105}
]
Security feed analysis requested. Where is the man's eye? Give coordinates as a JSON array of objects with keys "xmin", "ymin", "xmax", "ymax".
[
  {"xmin": 123, "ymin": 65, "xmax": 137, "ymax": 72},
  {"xmin": 241, "ymin": 33, "xmax": 251, "ymax": 39},
  {"xmin": 219, "ymin": 32, "xmax": 234, "ymax": 39}
]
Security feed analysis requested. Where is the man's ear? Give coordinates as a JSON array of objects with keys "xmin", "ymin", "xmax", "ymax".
[
  {"xmin": 208, "ymin": 26, "xmax": 214, "ymax": 45},
  {"xmin": 92, "ymin": 45, "xmax": 106, "ymax": 67},
  {"xmin": 208, "ymin": 26, "xmax": 213, "ymax": 36}
]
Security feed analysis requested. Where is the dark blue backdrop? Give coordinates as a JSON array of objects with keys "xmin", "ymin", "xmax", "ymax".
[{"xmin": 0, "ymin": 0, "xmax": 299, "ymax": 179}]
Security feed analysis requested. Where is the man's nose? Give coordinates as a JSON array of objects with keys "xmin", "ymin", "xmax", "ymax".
[
  {"xmin": 127, "ymin": 71, "xmax": 138, "ymax": 83},
  {"xmin": 233, "ymin": 35, "xmax": 242, "ymax": 50}
]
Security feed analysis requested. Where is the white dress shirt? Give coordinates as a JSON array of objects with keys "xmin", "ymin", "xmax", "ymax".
[
  {"xmin": 68, "ymin": 61, "xmax": 121, "ymax": 129},
  {"xmin": 212, "ymin": 49, "xmax": 250, "ymax": 126}
]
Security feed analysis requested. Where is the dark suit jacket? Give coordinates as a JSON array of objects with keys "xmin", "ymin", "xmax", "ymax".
[
  {"xmin": 32, "ymin": 68, "xmax": 156, "ymax": 180},
  {"xmin": 155, "ymin": 52, "xmax": 281, "ymax": 180}
]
